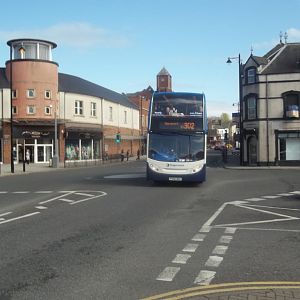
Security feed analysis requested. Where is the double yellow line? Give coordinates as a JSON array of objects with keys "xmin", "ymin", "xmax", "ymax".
[{"xmin": 142, "ymin": 281, "xmax": 300, "ymax": 300}]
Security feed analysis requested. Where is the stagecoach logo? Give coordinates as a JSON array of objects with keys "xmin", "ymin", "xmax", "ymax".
[{"xmin": 167, "ymin": 163, "xmax": 184, "ymax": 167}]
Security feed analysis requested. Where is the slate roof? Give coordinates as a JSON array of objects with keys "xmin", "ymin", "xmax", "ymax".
[
  {"xmin": 58, "ymin": 73, "xmax": 137, "ymax": 109},
  {"xmin": 157, "ymin": 67, "xmax": 171, "ymax": 76},
  {"xmin": 261, "ymin": 43, "xmax": 300, "ymax": 74}
]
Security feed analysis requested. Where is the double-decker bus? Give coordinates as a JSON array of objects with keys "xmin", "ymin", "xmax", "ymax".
[{"xmin": 146, "ymin": 92, "xmax": 207, "ymax": 183}]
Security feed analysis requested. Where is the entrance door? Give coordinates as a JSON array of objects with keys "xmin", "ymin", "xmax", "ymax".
[
  {"xmin": 37, "ymin": 145, "xmax": 53, "ymax": 163},
  {"xmin": 248, "ymin": 136, "xmax": 257, "ymax": 165}
]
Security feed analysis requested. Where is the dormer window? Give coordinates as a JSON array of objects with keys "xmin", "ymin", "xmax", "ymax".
[{"xmin": 246, "ymin": 68, "xmax": 256, "ymax": 84}]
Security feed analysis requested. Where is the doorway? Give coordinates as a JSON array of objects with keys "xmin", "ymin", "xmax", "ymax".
[{"xmin": 248, "ymin": 136, "xmax": 257, "ymax": 165}]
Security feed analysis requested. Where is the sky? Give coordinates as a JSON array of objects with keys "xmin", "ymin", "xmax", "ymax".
[{"xmin": 1, "ymin": 0, "xmax": 300, "ymax": 117}]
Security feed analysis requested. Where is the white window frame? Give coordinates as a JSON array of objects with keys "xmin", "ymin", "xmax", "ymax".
[
  {"xmin": 91, "ymin": 102, "xmax": 96, "ymax": 117},
  {"xmin": 109, "ymin": 106, "xmax": 113, "ymax": 121},
  {"xmin": 247, "ymin": 97, "xmax": 256, "ymax": 120},
  {"xmin": 45, "ymin": 106, "xmax": 51, "ymax": 115},
  {"xmin": 45, "ymin": 90, "xmax": 51, "ymax": 99},
  {"xmin": 75, "ymin": 100, "xmax": 83, "ymax": 115},
  {"xmin": 124, "ymin": 110, "xmax": 127, "ymax": 124},
  {"xmin": 27, "ymin": 89, "xmax": 36, "ymax": 98},
  {"xmin": 247, "ymin": 68, "xmax": 256, "ymax": 84},
  {"xmin": 27, "ymin": 105, "xmax": 36, "ymax": 115},
  {"xmin": 12, "ymin": 89, "xmax": 17, "ymax": 99},
  {"xmin": 12, "ymin": 106, "xmax": 17, "ymax": 114}
]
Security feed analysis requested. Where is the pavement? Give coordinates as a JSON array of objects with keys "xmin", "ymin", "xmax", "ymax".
[{"xmin": 0, "ymin": 155, "xmax": 144, "ymax": 177}]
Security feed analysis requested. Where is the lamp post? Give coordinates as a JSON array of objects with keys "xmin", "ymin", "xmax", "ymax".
[
  {"xmin": 227, "ymin": 54, "xmax": 243, "ymax": 166},
  {"xmin": 9, "ymin": 44, "xmax": 14, "ymax": 173}
]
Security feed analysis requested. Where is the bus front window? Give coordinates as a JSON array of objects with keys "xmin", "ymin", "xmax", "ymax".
[{"xmin": 148, "ymin": 133, "xmax": 204, "ymax": 162}]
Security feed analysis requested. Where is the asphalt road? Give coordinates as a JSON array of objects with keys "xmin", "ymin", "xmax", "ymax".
[{"xmin": 0, "ymin": 152, "xmax": 299, "ymax": 299}]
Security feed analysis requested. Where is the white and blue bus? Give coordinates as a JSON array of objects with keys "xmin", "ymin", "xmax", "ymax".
[{"xmin": 146, "ymin": 92, "xmax": 207, "ymax": 183}]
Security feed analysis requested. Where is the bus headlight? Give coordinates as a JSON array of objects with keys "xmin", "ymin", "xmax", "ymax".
[
  {"xmin": 192, "ymin": 165, "xmax": 202, "ymax": 173},
  {"xmin": 149, "ymin": 163, "xmax": 160, "ymax": 172}
]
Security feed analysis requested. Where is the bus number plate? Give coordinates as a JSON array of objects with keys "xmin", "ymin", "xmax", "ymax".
[{"xmin": 169, "ymin": 177, "xmax": 182, "ymax": 181}]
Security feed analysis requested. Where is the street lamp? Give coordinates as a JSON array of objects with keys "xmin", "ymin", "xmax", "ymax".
[
  {"xmin": 9, "ymin": 43, "xmax": 14, "ymax": 173},
  {"xmin": 227, "ymin": 54, "xmax": 243, "ymax": 166}
]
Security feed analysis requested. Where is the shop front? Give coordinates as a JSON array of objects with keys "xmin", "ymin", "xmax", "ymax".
[
  {"xmin": 65, "ymin": 129, "xmax": 102, "ymax": 162},
  {"xmin": 13, "ymin": 125, "xmax": 55, "ymax": 164}
]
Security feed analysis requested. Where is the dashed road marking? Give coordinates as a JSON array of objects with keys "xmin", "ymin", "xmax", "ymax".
[
  {"xmin": 0, "ymin": 212, "xmax": 12, "ymax": 217},
  {"xmin": 212, "ymin": 245, "xmax": 228, "ymax": 255},
  {"xmin": 205, "ymin": 255, "xmax": 223, "ymax": 268},
  {"xmin": 172, "ymin": 254, "xmax": 191, "ymax": 264},
  {"xmin": 191, "ymin": 233, "xmax": 206, "ymax": 241},
  {"xmin": 182, "ymin": 243, "xmax": 199, "ymax": 253},
  {"xmin": 224, "ymin": 227, "xmax": 236, "ymax": 234},
  {"xmin": 35, "ymin": 191, "xmax": 53, "ymax": 194},
  {"xmin": 13, "ymin": 191, "xmax": 30, "ymax": 194},
  {"xmin": 35, "ymin": 206, "xmax": 48, "ymax": 210},
  {"xmin": 194, "ymin": 270, "xmax": 216, "ymax": 285},
  {"xmin": 219, "ymin": 235, "xmax": 233, "ymax": 244},
  {"xmin": 156, "ymin": 267, "xmax": 180, "ymax": 282}
]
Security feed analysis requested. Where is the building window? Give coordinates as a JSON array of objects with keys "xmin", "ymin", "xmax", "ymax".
[
  {"xmin": 27, "ymin": 89, "xmax": 36, "ymax": 98},
  {"xmin": 45, "ymin": 90, "xmax": 51, "ymax": 99},
  {"xmin": 109, "ymin": 106, "xmax": 113, "ymax": 121},
  {"xmin": 246, "ymin": 96, "xmax": 257, "ymax": 120},
  {"xmin": 278, "ymin": 132, "xmax": 300, "ymax": 161},
  {"xmin": 91, "ymin": 102, "xmax": 96, "ymax": 117},
  {"xmin": 27, "ymin": 105, "xmax": 36, "ymax": 114},
  {"xmin": 45, "ymin": 106, "xmax": 51, "ymax": 115},
  {"xmin": 283, "ymin": 92, "xmax": 300, "ymax": 118},
  {"xmin": 75, "ymin": 100, "xmax": 83, "ymax": 115},
  {"xmin": 12, "ymin": 106, "xmax": 17, "ymax": 114},
  {"xmin": 246, "ymin": 68, "xmax": 256, "ymax": 84},
  {"xmin": 12, "ymin": 89, "xmax": 17, "ymax": 99},
  {"xmin": 124, "ymin": 110, "xmax": 127, "ymax": 124}
]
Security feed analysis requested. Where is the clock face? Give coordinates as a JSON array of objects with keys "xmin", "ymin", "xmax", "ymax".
[{"xmin": 160, "ymin": 77, "xmax": 165, "ymax": 82}]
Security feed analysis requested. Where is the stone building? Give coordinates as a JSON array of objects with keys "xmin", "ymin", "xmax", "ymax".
[{"xmin": 242, "ymin": 42, "xmax": 300, "ymax": 165}]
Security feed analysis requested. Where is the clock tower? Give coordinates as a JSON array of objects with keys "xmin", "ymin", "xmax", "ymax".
[{"xmin": 157, "ymin": 67, "xmax": 172, "ymax": 92}]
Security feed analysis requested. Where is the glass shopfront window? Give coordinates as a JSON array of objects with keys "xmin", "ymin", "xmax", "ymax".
[
  {"xmin": 65, "ymin": 140, "xmax": 80, "ymax": 160},
  {"xmin": 81, "ymin": 139, "xmax": 92, "ymax": 160}
]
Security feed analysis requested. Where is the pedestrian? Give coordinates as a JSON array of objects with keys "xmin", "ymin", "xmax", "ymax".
[
  {"xmin": 26, "ymin": 149, "xmax": 30, "ymax": 164},
  {"xmin": 126, "ymin": 150, "xmax": 129, "ymax": 161},
  {"xmin": 120, "ymin": 149, "xmax": 124, "ymax": 162},
  {"xmin": 136, "ymin": 149, "xmax": 140, "ymax": 160}
]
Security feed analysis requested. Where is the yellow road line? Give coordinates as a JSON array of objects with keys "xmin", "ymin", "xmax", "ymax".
[{"xmin": 142, "ymin": 281, "xmax": 300, "ymax": 300}]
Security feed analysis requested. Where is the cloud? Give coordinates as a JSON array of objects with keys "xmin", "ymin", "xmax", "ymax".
[
  {"xmin": 0, "ymin": 22, "xmax": 130, "ymax": 48},
  {"xmin": 286, "ymin": 28, "xmax": 300, "ymax": 42}
]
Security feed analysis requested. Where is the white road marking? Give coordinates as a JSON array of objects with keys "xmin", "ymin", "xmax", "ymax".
[
  {"xmin": 70, "ymin": 192, "xmax": 107, "ymax": 205},
  {"xmin": 246, "ymin": 204, "xmax": 300, "ymax": 212},
  {"xmin": 194, "ymin": 270, "xmax": 216, "ymax": 285},
  {"xmin": 35, "ymin": 191, "xmax": 53, "ymax": 194},
  {"xmin": 35, "ymin": 206, "xmax": 48, "ymax": 210},
  {"xmin": 263, "ymin": 195, "xmax": 281, "ymax": 199},
  {"xmin": 277, "ymin": 193, "xmax": 294, "ymax": 196},
  {"xmin": 156, "ymin": 267, "xmax": 180, "ymax": 282},
  {"xmin": 205, "ymin": 255, "xmax": 223, "ymax": 268},
  {"xmin": 39, "ymin": 192, "xmax": 75, "ymax": 204},
  {"xmin": 212, "ymin": 245, "xmax": 228, "ymax": 255},
  {"xmin": 244, "ymin": 198, "xmax": 264, "ymax": 201},
  {"xmin": 0, "ymin": 191, "xmax": 8, "ymax": 194},
  {"xmin": 225, "ymin": 227, "xmax": 237, "ymax": 234},
  {"xmin": 191, "ymin": 233, "xmax": 206, "ymax": 241},
  {"xmin": 203, "ymin": 202, "xmax": 228, "ymax": 227},
  {"xmin": 0, "ymin": 212, "xmax": 40, "ymax": 225},
  {"xmin": 230, "ymin": 227, "xmax": 300, "ymax": 233},
  {"xmin": 172, "ymin": 254, "xmax": 191, "ymax": 264},
  {"xmin": 182, "ymin": 243, "xmax": 199, "ymax": 253},
  {"xmin": 75, "ymin": 192, "xmax": 94, "ymax": 197},
  {"xmin": 291, "ymin": 191, "xmax": 300, "ymax": 194},
  {"xmin": 219, "ymin": 235, "xmax": 233, "ymax": 244},
  {"xmin": 0, "ymin": 218, "xmax": 4, "ymax": 221},
  {"xmin": 59, "ymin": 198, "xmax": 75, "ymax": 203},
  {"xmin": 0, "ymin": 212, "xmax": 12, "ymax": 217},
  {"xmin": 199, "ymin": 226, "xmax": 211, "ymax": 233}
]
